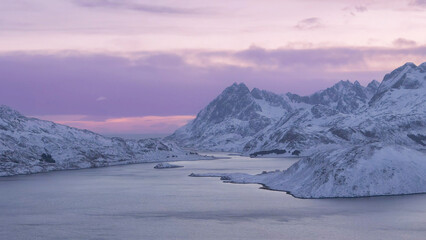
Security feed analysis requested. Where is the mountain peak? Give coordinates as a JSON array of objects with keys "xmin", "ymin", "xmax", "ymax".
[
  {"xmin": 221, "ymin": 82, "xmax": 250, "ymax": 96},
  {"xmin": 286, "ymin": 79, "xmax": 371, "ymax": 113},
  {"xmin": 229, "ymin": 82, "xmax": 249, "ymax": 90},
  {"xmin": 370, "ymin": 62, "xmax": 425, "ymax": 105},
  {"xmin": 367, "ymin": 79, "xmax": 380, "ymax": 87},
  {"xmin": 364, "ymin": 80, "xmax": 380, "ymax": 98},
  {"xmin": 336, "ymin": 79, "xmax": 350, "ymax": 85},
  {"xmin": 382, "ymin": 62, "xmax": 417, "ymax": 83},
  {"xmin": 0, "ymin": 105, "xmax": 24, "ymax": 119},
  {"xmin": 331, "ymin": 80, "xmax": 354, "ymax": 90},
  {"xmin": 402, "ymin": 62, "xmax": 417, "ymax": 69}
]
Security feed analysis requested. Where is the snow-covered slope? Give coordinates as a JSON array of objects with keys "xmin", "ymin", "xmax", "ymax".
[
  {"xmin": 170, "ymin": 78, "xmax": 381, "ymax": 154},
  {"xmin": 0, "ymin": 106, "xmax": 209, "ymax": 176},
  {"xmin": 287, "ymin": 79, "xmax": 378, "ymax": 113},
  {"xmin": 246, "ymin": 62, "xmax": 425, "ymax": 153},
  {"xmin": 192, "ymin": 144, "xmax": 426, "ymax": 198},
  {"xmin": 182, "ymin": 62, "xmax": 426, "ymax": 198},
  {"xmin": 167, "ymin": 83, "xmax": 292, "ymax": 152}
]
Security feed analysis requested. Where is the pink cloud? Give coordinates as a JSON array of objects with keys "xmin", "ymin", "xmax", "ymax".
[
  {"xmin": 294, "ymin": 18, "xmax": 322, "ymax": 30},
  {"xmin": 35, "ymin": 114, "xmax": 195, "ymax": 134}
]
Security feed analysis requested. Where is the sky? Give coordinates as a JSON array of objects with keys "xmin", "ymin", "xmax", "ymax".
[{"xmin": 0, "ymin": 0, "xmax": 425, "ymax": 134}]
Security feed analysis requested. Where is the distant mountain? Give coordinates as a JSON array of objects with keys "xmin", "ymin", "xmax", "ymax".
[
  {"xmin": 176, "ymin": 62, "xmax": 426, "ymax": 198},
  {"xmin": 0, "ymin": 106, "xmax": 208, "ymax": 176},
  {"xmin": 365, "ymin": 79, "xmax": 380, "ymax": 98},
  {"xmin": 167, "ymin": 83, "xmax": 292, "ymax": 152},
  {"xmin": 169, "ymin": 75, "xmax": 381, "ymax": 152},
  {"xmin": 239, "ymin": 62, "xmax": 426, "ymax": 198},
  {"xmin": 243, "ymin": 63, "xmax": 424, "ymax": 153},
  {"xmin": 286, "ymin": 79, "xmax": 379, "ymax": 113}
]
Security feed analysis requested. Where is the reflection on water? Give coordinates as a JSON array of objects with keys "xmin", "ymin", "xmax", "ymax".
[{"xmin": 0, "ymin": 154, "xmax": 425, "ymax": 240}]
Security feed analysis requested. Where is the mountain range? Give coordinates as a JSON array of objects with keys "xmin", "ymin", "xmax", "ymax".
[
  {"xmin": 169, "ymin": 72, "xmax": 385, "ymax": 153},
  {"xmin": 174, "ymin": 62, "xmax": 426, "ymax": 198},
  {"xmin": 1, "ymin": 62, "xmax": 425, "ymax": 198}
]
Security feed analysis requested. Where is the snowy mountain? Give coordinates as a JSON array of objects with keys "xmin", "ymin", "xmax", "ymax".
[
  {"xmin": 167, "ymin": 83, "xmax": 292, "ymax": 152},
  {"xmin": 179, "ymin": 62, "xmax": 426, "ymax": 198},
  {"xmin": 365, "ymin": 80, "xmax": 380, "ymax": 98},
  {"xmin": 170, "ymin": 76, "xmax": 381, "ymax": 153},
  {"xmin": 242, "ymin": 64, "xmax": 423, "ymax": 154},
  {"xmin": 0, "ymin": 106, "xmax": 209, "ymax": 176},
  {"xmin": 191, "ymin": 143, "xmax": 426, "ymax": 198},
  {"xmin": 286, "ymin": 79, "xmax": 379, "ymax": 113}
]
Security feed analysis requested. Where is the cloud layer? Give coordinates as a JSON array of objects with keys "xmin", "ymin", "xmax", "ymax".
[
  {"xmin": 73, "ymin": 0, "xmax": 204, "ymax": 15},
  {"xmin": 1, "ymin": 0, "xmax": 425, "ymax": 134},
  {"xmin": 35, "ymin": 114, "xmax": 195, "ymax": 134},
  {"xmin": 1, "ymin": 46, "xmax": 425, "ymax": 126},
  {"xmin": 1, "ymin": 0, "xmax": 424, "ymax": 52}
]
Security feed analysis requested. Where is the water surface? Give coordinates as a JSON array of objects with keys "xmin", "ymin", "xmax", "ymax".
[{"xmin": 1, "ymin": 154, "xmax": 425, "ymax": 240}]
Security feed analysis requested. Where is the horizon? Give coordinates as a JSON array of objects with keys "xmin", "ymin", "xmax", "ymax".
[
  {"xmin": 2, "ymin": 67, "xmax": 417, "ymax": 136},
  {"xmin": 1, "ymin": 0, "xmax": 425, "ymax": 134}
]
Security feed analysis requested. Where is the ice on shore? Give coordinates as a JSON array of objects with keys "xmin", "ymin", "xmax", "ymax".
[{"xmin": 190, "ymin": 144, "xmax": 426, "ymax": 198}]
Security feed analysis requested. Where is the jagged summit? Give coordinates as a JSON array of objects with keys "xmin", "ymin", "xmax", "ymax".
[
  {"xmin": 365, "ymin": 80, "xmax": 380, "ymax": 98},
  {"xmin": 193, "ymin": 82, "xmax": 257, "ymax": 125},
  {"xmin": 366, "ymin": 79, "xmax": 380, "ymax": 89},
  {"xmin": 402, "ymin": 62, "xmax": 417, "ymax": 68},
  {"xmin": 287, "ymin": 79, "xmax": 374, "ymax": 113},
  {"xmin": 168, "ymin": 82, "xmax": 292, "ymax": 151},
  {"xmin": 224, "ymin": 82, "xmax": 250, "ymax": 95},
  {"xmin": 380, "ymin": 62, "xmax": 417, "ymax": 87},
  {"xmin": 170, "ymin": 79, "xmax": 384, "ymax": 151},
  {"xmin": 370, "ymin": 62, "xmax": 425, "ymax": 105},
  {"xmin": 170, "ymin": 62, "xmax": 424, "ymax": 152}
]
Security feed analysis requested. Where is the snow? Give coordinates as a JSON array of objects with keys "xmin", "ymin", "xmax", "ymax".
[
  {"xmin": 191, "ymin": 145, "xmax": 426, "ymax": 198},
  {"xmin": 179, "ymin": 62, "xmax": 426, "ymax": 198},
  {"xmin": 0, "ymin": 105, "xmax": 213, "ymax": 176},
  {"xmin": 254, "ymin": 99, "xmax": 287, "ymax": 120},
  {"xmin": 167, "ymin": 83, "xmax": 292, "ymax": 152},
  {"xmin": 170, "ymin": 76, "xmax": 385, "ymax": 154}
]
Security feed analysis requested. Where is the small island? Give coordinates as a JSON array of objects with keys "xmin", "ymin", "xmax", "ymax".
[{"xmin": 154, "ymin": 163, "xmax": 183, "ymax": 169}]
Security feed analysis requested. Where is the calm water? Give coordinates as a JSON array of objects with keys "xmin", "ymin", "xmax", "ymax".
[{"xmin": 1, "ymin": 153, "xmax": 426, "ymax": 240}]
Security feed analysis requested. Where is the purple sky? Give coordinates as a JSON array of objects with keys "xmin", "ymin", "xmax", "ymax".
[{"xmin": 1, "ymin": 0, "xmax": 425, "ymax": 134}]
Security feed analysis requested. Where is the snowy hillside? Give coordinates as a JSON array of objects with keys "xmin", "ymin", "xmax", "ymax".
[
  {"xmin": 182, "ymin": 62, "xmax": 426, "ymax": 198},
  {"xmin": 167, "ymin": 83, "xmax": 292, "ymax": 152},
  {"xmin": 246, "ymin": 62, "xmax": 425, "ymax": 153},
  {"xmin": 170, "ymin": 75, "xmax": 382, "ymax": 154},
  {"xmin": 192, "ymin": 144, "xmax": 426, "ymax": 198},
  {"xmin": 286, "ymin": 79, "xmax": 378, "ymax": 113},
  {"xmin": 0, "ymin": 106, "xmax": 210, "ymax": 176}
]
